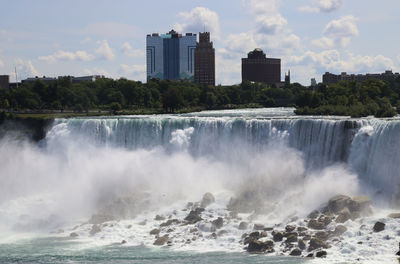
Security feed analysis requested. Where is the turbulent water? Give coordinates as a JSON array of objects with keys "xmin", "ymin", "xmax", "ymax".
[{"xmin": 0, "ymin": 108, "xmax": 400, "ymax": 263}]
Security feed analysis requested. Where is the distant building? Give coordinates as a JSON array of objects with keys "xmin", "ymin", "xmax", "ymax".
[
  {"xmin": 194, "ymin": 32, "xmax": 215, "ymax": 86},
  {"xmin": 241, "ymin": 48, "xmax": 281, "ymax": 86},
  {"xmin": 0, "ymin": 75, "xmax": 10, "ymax": 90},
  {"xmin": 323, "ymin": 70, "xmax": 400, "ymax": 85},
  {"xmin": 146, "ymin": 29, "xmax": 197, "ymax": 81},
  {"xmin": 22, "ymin": 76, "xmax": 57, "ymax": 84},
  {"xmin": 311, "ymin": 78, "xmax": 317, "ymax": 87},
  {"xmin": 21, "ymin": 75, "xmax": 104, "ymax": 85}
]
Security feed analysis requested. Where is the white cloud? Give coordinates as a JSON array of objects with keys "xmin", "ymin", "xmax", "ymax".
[
  {"xmin": 256, "ymin": 14, "xmax": 287, "ymax": 35},
  {"xmin": 300, "ymin": 0, "xmax": 342, "ymax": 13},
  {"xmin": 0, "ymin": 59, "xmax": 3, "ymax": 68},
  {"xmin": 38, "ymin": 50, "xmax": 94, "ymax": 63},
  {"xmin": 84, "ymin": 22, "xmax": 139, "ymax": 38},
  {"xmin": 15, "ymin": 59, "xmax": 39, "ymax": 79},
  {"xmin": 242, "ymin": 0, "xmax": 280, "ymax": 15},
  {"xmin": 312, "ymin": 16, "xmax": 358, "ymax": 48},
  {"xmin": 174, "ymin": 7, "xmax": 220, "ymax": 38},
  {"xmin": 121, "ymin": 42, "xmax": 143, "ymax": 58},
  {"xmin": 398, "ymin": 55, "xmax": 400, "ymax": 64},
  {"xmin": 95, "ymin": 40, "xmax": 115, "ymax": 60},
  {"xmin": 119, "ymin": 64, "xmax": 146, "ymax": 80},
  {"xmin": 83, "ymin": 68, "xmax": 110, "ymax": 77}
]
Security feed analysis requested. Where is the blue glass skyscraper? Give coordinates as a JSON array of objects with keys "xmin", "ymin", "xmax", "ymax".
[{"xmin": 146, "ymin": 30, "xmax": 196, "ymax": 81}]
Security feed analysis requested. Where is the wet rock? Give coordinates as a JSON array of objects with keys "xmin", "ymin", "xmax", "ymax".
[
  {"xmin": 260, "ymin": 231, "xmax": 268, "ymax": 238},
  {"xmin": 307, "ymin": 219, "xmax": 326, "ymax": 230},
  {"xmin": 160, "ymin": 219, "xmax": 181, "ymax": 227},
  {"xmin": 154, "ymin": 215, "xmax": 165, "ymax": 221},
  {"xmin": 316, "ymin": 250, "xmax": 327, "ymax": 258},
  {"xmin": 297, "ymin": 226, "xmax": 307, "ymax": 232},
  {"xmin": 190, "ymin": 228, "xmax": 198, "ymax": 233},
  {"xmin": 273, "ymin": 231, "xmax": 284, "ymax": 242},
  {"xmin": 244, "ymin": 232, "xmax": 260, "ymax": 244},
  {"xmin": 253, "ymin": 224, "xmax": 264, "ymax": 230},
  {"xmin": 307, "ymin": 210, "xmax": 319, "ymax": 219},
  {"xmin": 211, "ymin": 232, "xmax": 217, "ymax": 239},
  {"xmin": 69, "ymin": 232, "xmax": 79, "ymax": 238},
  {"xmin": 247, "ymin": 240, "xmax": 274, "ymax": 253},
  {"xmin": 121, "ymin": 240, "xmax": 127, "ymax": 244},
  {"xmin": 217, "ymin": 230, "xmax": 228, "ymax": 236},
  {"xmin": 315, "ymin": 231, "xmax": 329, "ymax": 241},
  {"xmin": 89, "ymin": 224, "xmax": 101, "ymax": 236},
  {"xmin": 388, "ymin": 213, "xmax": 400, "ymax": 219},
  {"xmin": 308, "ymin": 238, "xmax": 328, "ymax": 251},
  {"xmin": 185, "ymin": 210, "xmax": 203, "ymax": 224},
  {"xmin": 200, "ymin": 192, "xmax": 215, "ymax": 208},
  {"xmin": 349, "ymin": 195, "xmax": 371, "ymax": 212},
  {"xmin": 238, "ymin": 221, "xmax": 248, "ymax": 230},
  {"xmin": 333, "ymin": 225, "xmax": 347, "ymax": 236},
  {"xmin": 289, "ymin": 248, "xmax": 302, "ymax": 256},
  {"xmin": 285, "ymin": 234, "xmax": 298, "ymax": 243},
  {"xmin": 336, "ymin": 208, "xmax": 351, "ymax": 223},
  {"xmin": 373, "ymin": 221, "xmax": 385, "ymax": 232},
  {"xmin": 306, "ymin": 253, "xmax": 314, "ymax": 257},
  {"xmin": 166, "ymin": 228, "xmax": 174, "ymax": 233},
  {"xmin": 263, "ymin": 227, "xmax": 273, "ymax": 231},
  {"xmin": 212, "ymin": 217, "xmax": 224, "ymax": 229},
  {"xmin": 328, "ymin": 195, "xmax": 352, "ymax": 214},
  {"xmin": 154, "ymin": 235, "xmax": 169, "ymax": 246},
  {"xmin": 150, "ymin": 228, "xmax": 160, "ymax": 235},
  {"xmin": 302, "ymin": 235, "xmax": 312, "ymax": 241},
  {"xmin": 298, "ymin": 239, "xmax": 306, "ymax": 250},
  {"xmin": 285, "ymin": 225, "xmax": 296, "ymax": 232}
]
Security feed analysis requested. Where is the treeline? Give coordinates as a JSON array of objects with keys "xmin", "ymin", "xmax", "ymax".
[
  {"xmin": 295, "ymin": 78, "xmax": 400, "ymax": 117},
  {"xmin": 0, "ymin": 76, "xmax": 399, "ymax": 117},
  {"xmin": 0, "ymin": 77, "xmax": 306, "ymax": 113}
]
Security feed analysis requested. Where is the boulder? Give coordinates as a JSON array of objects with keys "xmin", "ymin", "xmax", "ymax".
[
  {"xmin": 316, "ymin": 251, "xmax": 327, "ymax": 258},
  {"xmin": 388, "ymin": 213, "xmax": 400, "ymax": 219},
  {"xmin": 217, "ymin": 230, "xmax": 228, "ymax": 236},
  {"xmin": 253, "ymin": 224, "xmax": 264, "ymax": 230},
  {"xmin": 373, "ymin": 221, "xmax": 385, "ymax": 232},
  {"xmin": 297, "ymin": 227, "xmax": 308, "ymax": 232},
  {"xmin": 307, "ymin": 219, "xmax": 326, "ymax": 230},
  {"xmin": 244, "ymin": 232, "xmax": 260, "ymax": 244},
  {"xmin": 333, "ymin": 225, "xmax": 347, "ymax": 236},
  {"xmin": 273, "ymin": 232, "xmax": 284, "ymax": 242},
  {"xmin": 150, "ymin": 228, "xmax": 160, "ymax": 235},
  {"xmin": 121, "ymin": 240, "xmax": 127, "ymax": 244},
  {"xmin": 328, "ymin": 195, "xmax": 352, "ymax": 214},
  {"xmin": 185, "ymin": 210, "xmax": 203, "ymax": 224},
  {"xmin": 89, "ymin": 224, "xmax": 101, "ymax": 236},
  {"xmin": 349, "ymin": 195, "xmax": 371, "ymax": 212},
  {"xmin": 154, "ymin": 215, "xmax": 166, "ymax": 221},
  {"xmin": 247, "ymin": 240, "xmax": 274, "ymax": 253},
  {"xmin": 200, "ymin": 192, "xmax": 215, "ymax": 208},
  {"xmin": 315, "ymin": 231, "xmax": 329, "ymax": 241},
  {"xmin": 290, "ymin": 248, "xmax": 302, "ymax": 256},
  {"xmin": 306, "ymin": 253, "xmax": 314, "ymax": 257},
  {"xmin": 238, "ymin": 221, "xmax": 248, "ymax": 230},
  {"xmin": 285, "ymin": 225, "xmax": 296, "ymax": 232},
  {"xmin": 212, "ymin": 217, "xmax": 224, "ymax": 229},
  {"xmin": 308, "ymin": 238, "xmax": 328, "ymax": 251},
  {"xmin": 307, "ymin": 210, "xmax": 319, "ymax": 219},
  {"xmin": 336, "ymin": 208, "xmax": 351, "ymax": 223},
  {"xmin": 154, "ymin": 235, "xmax": 169, "ymax": 246},
  {"xmin": 298, "ymin": 239, "xmax": 306, "ymax": 250},
  {"xmin": 285, "ymin": 234, "xmax": 298, "ymax": 243},
  {"xmin": 69, "ymin": 232, "xmax": 79, "ymax": 238},
  {"xmin": 160, "ymin": 219, "xmax": 181, "ymax": 227}
]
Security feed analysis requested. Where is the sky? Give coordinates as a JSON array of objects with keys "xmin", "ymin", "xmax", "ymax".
[{"xmin": 0, "ymin": 0, "xmax": 399, "ymax": 85}]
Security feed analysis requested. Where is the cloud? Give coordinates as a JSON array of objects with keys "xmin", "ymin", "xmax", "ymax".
[
  {"xmin": 174, "ymin": 7, "xmax": 220, "ymax": 38},
  {"xmin": 242, "ymin": 0, "xmax": 280, "ymax": 15},
  {"xmin": 83, "ymin": 68, "xmax": 110, "ymax": 77},
  {"xmin": 15, "ymin": 59, "xmax": 39, "ymax": 79},
  {"xmin": 38, "ymin": 50, "xmax": 94, "ymax": 63},
  {"xmin": 300, "ymin": 0, "xmax": 342, "ymax": 13},
  {"xmin": 256, "ymin": 14, "xmax": 287, "ymax": 35},
  {"xmin": 312, "ymin": 16, "xmax": 358, "ymax": 48},
  {"xmin": 0, "ymin": 59, "xmax": 3, "ymax": 68},
  {"xmin": 121, "ymin": 42, "xmax": 143, "ymax": 58},
  {"xmin": 398, "ymin": 55, "xmax": 400, "ymax": 64},
  {"xmin": 95, "ymin": 40, "xmax": 115, "ymax": 60},
  {"xmin": 119, "ymin": 64, "xmax": 146, "ymax": 80},
  {"xmin": 83, "ymin": 22, "xmax": 139, "ymax": 38}
]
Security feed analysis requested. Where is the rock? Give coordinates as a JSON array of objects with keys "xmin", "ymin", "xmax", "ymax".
[
  {"xmin": 298, "ymin": 239, "xmax": 306, "ymax": 250},
  {"xmin": 260, "ymin": 231, "xmax": 268, "ymax": 238},
  {"xmin": 121, "ymin": 240, "xmax": 127, "ymax": 244},
  {"xmin": 306, "ymin": 253, "xmax": 314, "ymax": 257},
  {"xmin": 69, "ymin": 232, "xmax": 79, "ymax": 238},
  {"xmin": 308, "ymin": 238, "xmax": 328, "ymax": 251},
  {"xmin": 349, "ymin": 195, "xmax": 371, "ymax": 212},
  {"xmin": 126, "ymin": 225, "xmax": 132, "ymax": 229},
  {"xmin": 253, "ymin": 224, "xmax": 264, "ymax": 230},
  {"xmin": 150, "ymin": 228, "xmax": 160, "ymax": 235},
  {"xmin": 285, "ymin": 225, "xmax": 296, "ymax": 232},
  {"xmin": 244, "ymin": 232, "xmax": 261, "ymax": 244},
  {"xmin": 316, "ymin": 250, "xmax": 327, "ymax": 258},
  {"xmin": 388, "ymin": 213, "xmax": 400, "ymax": 219},
  {"xmin": 333, "ymin": 225, "xmax": 347, "ymax": 236},
  {"xmin": 200, "ymin": 192, "xmax": 215, "ymax": 208},
  {"xmin": 307, "ymin": 210, "xmax": 319, "ymax": 219},
  {"xmin": 185, "ymin": 210, "xmax": 203, "ymax": 224},
  {"xmin": 336, "ymin": 208, "xmax": 351, "ymax": 223},
  {"xmin": 315, "ymin": 231, "xmax": 329, "ymax": 241},
  {"xmin": 373, "ymin": 221, "xmax": 385, "ymax": 232},
  {"xmin": 273, "ymin": 232, "xmax": 284, "ymax": 242},
  {"xmin": 297, "ymin": 227, "xmax": 307, "ymax": 232},
  {"xmin": 285, "ymin": 234, "xmax": 298, "ymax": 243},
  {"xmin": 247, "ymin": 240, "xmax": 274, "ymax": 253},
  {"xmin": 160, "ymin": 219, "xmax": 180, "ymax": 227},
  {"xmin": 154, "ymin": 235, "xmax": 169, "ymax": 246},
  {"xmin": 284, "ymin": 231, "xmax": 298, "ymax": 238},
  {"xmin": 307, "ymin": 219, "xmax": 326, "ymax": 230},
  {"xmin": 238, "ymin": 221, "xmax": 248, "ymax": 230},
  {"xmin": 217, "ymin": 230, "xmax": 228, "ymax": 236},
  {"xmin": 328, "ymin": 195, "xmax": 352, "ymax": 214},
  {"xmin": 89, "ymin": 224, "xmax": 101, "ymax": 236},
  {"xmin": 211, "ymin": 232, "xmax": 217, "ymax": 239},
  {"xmin": 212, "ymin": 217, "xmax": 224, "ymax": 229},
  {"xmin": 289, "ymin": 248, "xmax": 302, "ymax": 256},
  {"xmin": 154, "ymin": 215, "xmax": 166, "ymax": 221}
]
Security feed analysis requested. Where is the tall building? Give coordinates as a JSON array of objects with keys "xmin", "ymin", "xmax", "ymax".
[
  {"xmin": 194, "ymin": 32, "xmax": 215, "ymax": 86},
  {"xmin": 0, "ymin": 75, "xmax": 10, "ymax": 90},
  {"xmin": 146, "ymin": 30, "xmax": 196, "ymax": 81},
  {"xmin": 241, "ymin": 48, "xmax": 281, "ymax": 85}
]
